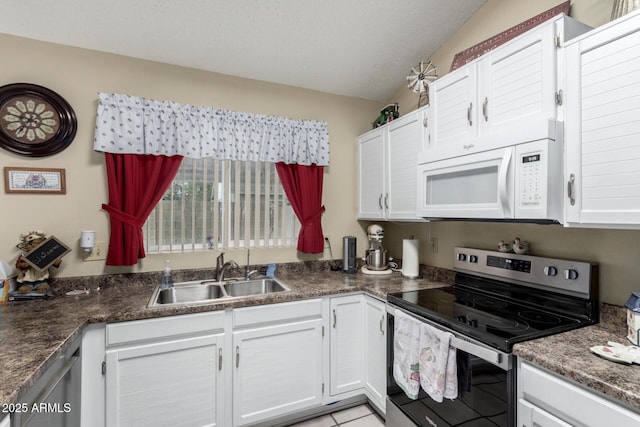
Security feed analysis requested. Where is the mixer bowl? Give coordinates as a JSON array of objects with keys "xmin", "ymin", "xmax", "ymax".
[{"xmin": 365, "ymin": 249, "xmax": 389, "ymax": 271}]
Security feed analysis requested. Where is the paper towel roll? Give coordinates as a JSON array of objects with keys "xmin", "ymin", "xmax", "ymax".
[{"xmin": 402, "ymin": 239, "xmax": 419, "ymax": 278}]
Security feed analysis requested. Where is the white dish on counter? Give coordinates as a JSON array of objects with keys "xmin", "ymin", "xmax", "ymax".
[{"xmin": 590, "ymin": 342, "xmax": 640, "ymax": 364}]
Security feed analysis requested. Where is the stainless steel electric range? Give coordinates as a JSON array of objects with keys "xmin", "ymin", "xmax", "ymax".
[{"xmin": 386, "ymin": 247, "xmax": 598, "ymax": 427}]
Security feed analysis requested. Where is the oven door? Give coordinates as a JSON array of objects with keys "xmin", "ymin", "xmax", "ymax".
[{"xmin": 386, "ymin": 305, "xmax": 515, "ymax": 427}]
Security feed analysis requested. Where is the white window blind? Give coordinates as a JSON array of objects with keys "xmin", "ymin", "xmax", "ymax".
[{"xmin": 144, "ymin": 159, "xmax": 299, "ymax": 253}]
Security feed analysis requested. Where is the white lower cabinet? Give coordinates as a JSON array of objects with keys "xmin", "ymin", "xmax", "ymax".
[
  {"xmin": 364, "ymin": 296, "xmax": 386, "ymax": 414},
  {"xmin": 329, "ymin": 294, "xmax": 365, "ymax": 397},
  {"xmin": 232, "ymin": 299, "xmax": 324, "ymax": 426},
  {"xmin": 0, "ymin": 415, "xmax": 8, "ymax": 427},
  {"xmin": 104, "ymin": 312, "xmax": 226, "ymax": 427},
  {"xmin": 518, "ymin": 359, "xmax": 640, "ymax": 426},
  {"xmin": 84, "ymin": 294, "xmax": 388, "ymax": 427},
  {"xmin": 328, "ymin": 294, "xmax": 387, "ymax": 414}
]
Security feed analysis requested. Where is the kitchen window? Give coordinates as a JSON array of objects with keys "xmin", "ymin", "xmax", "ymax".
[{"xmin": 144, "ymin": 158, "xmax": 299, "ymax": 253}]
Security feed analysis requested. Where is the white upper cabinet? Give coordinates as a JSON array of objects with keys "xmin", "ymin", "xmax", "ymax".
[
  {"xmin": 357, "ymin": 106, "xmax": 429, "ymax": 221},
  {"xmin": 564, "ymin": 10, "xmax": 640, "ymax": 228},
  {"xmin": 357, "ymin": 128, "xmax": 385, "ymax": 220},
  {"xmin": 428, "ymin": 14, "xmax": 591, "ymax": 162},
  {"xmin": 430, "ymin": 63, "xmax": 478, "ymax": 156}
]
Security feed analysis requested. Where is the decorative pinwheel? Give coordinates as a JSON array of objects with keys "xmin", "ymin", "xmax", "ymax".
[{"xmin": 406, "ymin": 61, "xmax": 437, "ymax": 107}]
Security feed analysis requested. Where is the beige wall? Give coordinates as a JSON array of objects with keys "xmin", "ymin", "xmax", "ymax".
[
  {"xmin": 0, "ymin": 34, "xmax": 379, "ymax": 278},
  {"xmin": 379, "ymin": 0, "xmax": 640, "ymax": 306}
]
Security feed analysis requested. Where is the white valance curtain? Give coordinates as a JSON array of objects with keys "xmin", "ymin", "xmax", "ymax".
[{"xmin": 93, "ymin": 92, "xmax": 330, "ymax": 166}]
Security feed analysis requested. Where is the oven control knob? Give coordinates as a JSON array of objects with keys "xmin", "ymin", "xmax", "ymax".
[
  {"xmin": 543, "ymin": 266, "xmax": 558, "ymax": 276},
  {"xmin": 564, "ymin": 269, "xmax": 579, "ymax": 280},
  {"xmin": 469, "ymin": 255, "xmax": 478, "ymax": 263},
  {"xmin": 457, "ymin": 253, "xmax": 467, "ymax": 261}
]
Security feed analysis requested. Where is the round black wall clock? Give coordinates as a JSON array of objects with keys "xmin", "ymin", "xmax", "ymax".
[{"xmin": 0, "ymin": 83, "xmax": 77, "ymax": 157}]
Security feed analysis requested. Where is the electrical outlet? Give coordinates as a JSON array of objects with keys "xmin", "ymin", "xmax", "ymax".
[
  {"xmin": 430, "ymin": 237, "xmax": 438, "ymax": 253},
  {"xmin": 324, "ymin": 235, "xmax": 331, "ymax": 247},
  {"xmin": 84, "ymin": 241, "xmax": 107, "ymax": 261}
]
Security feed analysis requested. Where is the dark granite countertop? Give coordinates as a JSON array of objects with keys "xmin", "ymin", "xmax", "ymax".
[
  {"xmin": 513, "ymin": 304, "xmax": 640, "ymax": 412},
  {"xmin": 0, "ymin": 262, "xmax": 453, "ymax": 410},
  {"xmin": 5, "ymin": 261, "xmax": 640, "ymax": 416}
]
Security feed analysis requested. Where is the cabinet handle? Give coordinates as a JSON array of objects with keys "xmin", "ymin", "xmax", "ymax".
[
  {"xmin": 384, "ymin": 193, "xmax": 389, "ymax": 209},
  {"xmin": 219, "ymin": 348, "xmax": 223, "ymax": 370},
  {"xmin": 423, "ymin": 116, "xmax": 428, "ymax": 128},
  {"xmin": 378, "ymin": 194, "xmax": 383, "ymax": 209},
  {"xmin": 236, "ymin": 346, "xmax": 240, "ymax": 368},
  {"xmin": 380, "ymin": 315, "xmax": 385, "ymax": 334},
  {"xmin": 467, "ymin": 102, "xmax": 473, "ymax": 126},
  {"xmin": 333, "ymin": 309, "xmax": 337, "ymax": 328},
  {"xmin": 482, "ymin": 97, "xmax": 488, "ymax": 121},
  {"xmin": 568, "ymin": 174, "xmax": 576, "ymax": 206}
]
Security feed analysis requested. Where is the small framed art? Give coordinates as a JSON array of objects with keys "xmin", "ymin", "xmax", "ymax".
[{"xmin": 4, "ymin": 167, "xmax": 66, "ymax": 194}]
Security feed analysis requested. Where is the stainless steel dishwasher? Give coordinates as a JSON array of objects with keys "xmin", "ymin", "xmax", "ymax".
[{"xmin": 12, "ymin": 335, "xmax": 81, "ymax": 427}]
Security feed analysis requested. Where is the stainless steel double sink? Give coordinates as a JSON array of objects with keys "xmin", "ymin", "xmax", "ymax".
[{"xmin": 148, "ymin": 277, "xmax": 289, "ymax": 307}]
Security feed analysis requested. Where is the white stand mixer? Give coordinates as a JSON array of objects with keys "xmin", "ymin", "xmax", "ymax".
[{"xmin": 361, "ymin": 224, "xmax": 393, "ymax": 275}]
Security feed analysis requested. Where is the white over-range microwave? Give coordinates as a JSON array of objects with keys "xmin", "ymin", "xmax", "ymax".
[{"xmin": 416, "ymin": 121, "xmax": 563, "ymax": 222}]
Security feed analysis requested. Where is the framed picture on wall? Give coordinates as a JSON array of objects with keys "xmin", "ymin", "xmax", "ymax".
[{"xmin": 4, "ymin": 166, "xmax": 66, "ymax": 194}]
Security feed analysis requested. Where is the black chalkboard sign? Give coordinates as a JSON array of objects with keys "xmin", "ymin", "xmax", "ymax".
[{"xmin": 23, "ymin": 235, "xmax": 71, "ymax": 271}]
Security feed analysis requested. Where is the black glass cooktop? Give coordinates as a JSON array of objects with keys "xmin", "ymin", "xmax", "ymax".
[{"xmin": 388, "ymin": 275, "xmax": 595, "ymax": 352}]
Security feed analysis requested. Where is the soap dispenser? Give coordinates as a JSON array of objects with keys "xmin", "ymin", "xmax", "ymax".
[{"xmin": 159, "ymin": 260, "xmax": 174, "ymax": 289}]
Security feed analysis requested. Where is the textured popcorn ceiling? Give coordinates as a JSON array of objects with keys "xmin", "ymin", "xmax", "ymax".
[{"xmin": 1, "ymin": 0, "xmax": 485, "ymax": 101}]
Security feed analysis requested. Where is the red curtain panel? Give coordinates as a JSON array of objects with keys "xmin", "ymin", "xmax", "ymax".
[
  {"xmin": 102, "ymin": 153, "xmax": 183, "ymax": 266},
  {"xmin": 275, "ymin": 162, "xmax": 325, "ymax": 254}
]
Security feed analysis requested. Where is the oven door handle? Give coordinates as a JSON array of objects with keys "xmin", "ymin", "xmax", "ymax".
[
  {"xmin": 450, "ymin": 336, "xmax": 502, "ymax": 366},
  {"xmin": 388, "ymin": 304, "xmax": 509, "ymax": 369}
]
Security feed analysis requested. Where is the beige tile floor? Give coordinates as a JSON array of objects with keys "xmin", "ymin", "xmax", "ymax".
[{"xmin": 286, "ymin": 404, "xmax": 384, "ymax": 427}]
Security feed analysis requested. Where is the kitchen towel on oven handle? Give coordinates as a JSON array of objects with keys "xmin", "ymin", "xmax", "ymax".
[
  {"xmin": 392, "ymin": 310, "xmax": 421, "ymax": 399},
  {"xmin": 419, "ymin": 322, "xmax": 458, "ymax": 402}
]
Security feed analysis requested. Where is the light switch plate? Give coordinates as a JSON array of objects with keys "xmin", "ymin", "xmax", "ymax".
[{"xmin": 84, "ymin": 241, "xmax": 106, "ymax": 261}]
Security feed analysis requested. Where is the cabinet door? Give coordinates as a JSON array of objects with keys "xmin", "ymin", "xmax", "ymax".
[
  {"xmin": 357, "ymin": 128, "xmax": 385, "ymax": 220},
  {"xmin": 565, "ymin": 13, "xmax": 640, "ymax": 227},
  {"xmin": 233, "ymin": 318, "xmax": 323, "ymax": 426},
  {"xmin": 386, "ymin": 109, "xmax": 426, "ymax": 220},
  {"xmin": 330, "ymin": 294, "xmax": 365, "ymax": 396},
  {"xmin": 364, "ymin": 296, "xmax": 386, "ymax": 414},
  {"xmin": 430, "ymin": 64, "xmax": 478, "ymax": 157},
  {"xmin": 478, "ymin": 19, "xmax": 558, "ymax": 137},
  {"xmin": 105, "ymin": 334, "xmax": 224, "ymax": 427},
  {"xmin": 518, "ymin": 399, "xmax": 572, "ymax": 427}
]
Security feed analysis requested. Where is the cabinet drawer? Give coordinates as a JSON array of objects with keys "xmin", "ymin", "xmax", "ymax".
[
  {"xmin": 233, "ymin": 298, "xmax": 322, "ymax": 328},
  {"xmin": 520, "ymin": 361, "xmax": 640, "ymax": 425},
  {"xmin": 106, "ymin": 311, "xmax": 225, "ymax": 346}
]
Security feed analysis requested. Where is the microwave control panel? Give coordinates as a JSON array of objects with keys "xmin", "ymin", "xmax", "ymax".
[
  {"xmin": 519, "ymin": 152, "xmax": 543, "ymax": 207},
  {"xmin": 513, "ymin": 138, "xmax": 562, "ymax": 220}
]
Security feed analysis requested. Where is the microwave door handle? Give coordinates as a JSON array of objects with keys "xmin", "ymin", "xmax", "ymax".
[{"xmin": 498, "ymin": 149, "xmax": 512, "ymax": 217}]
